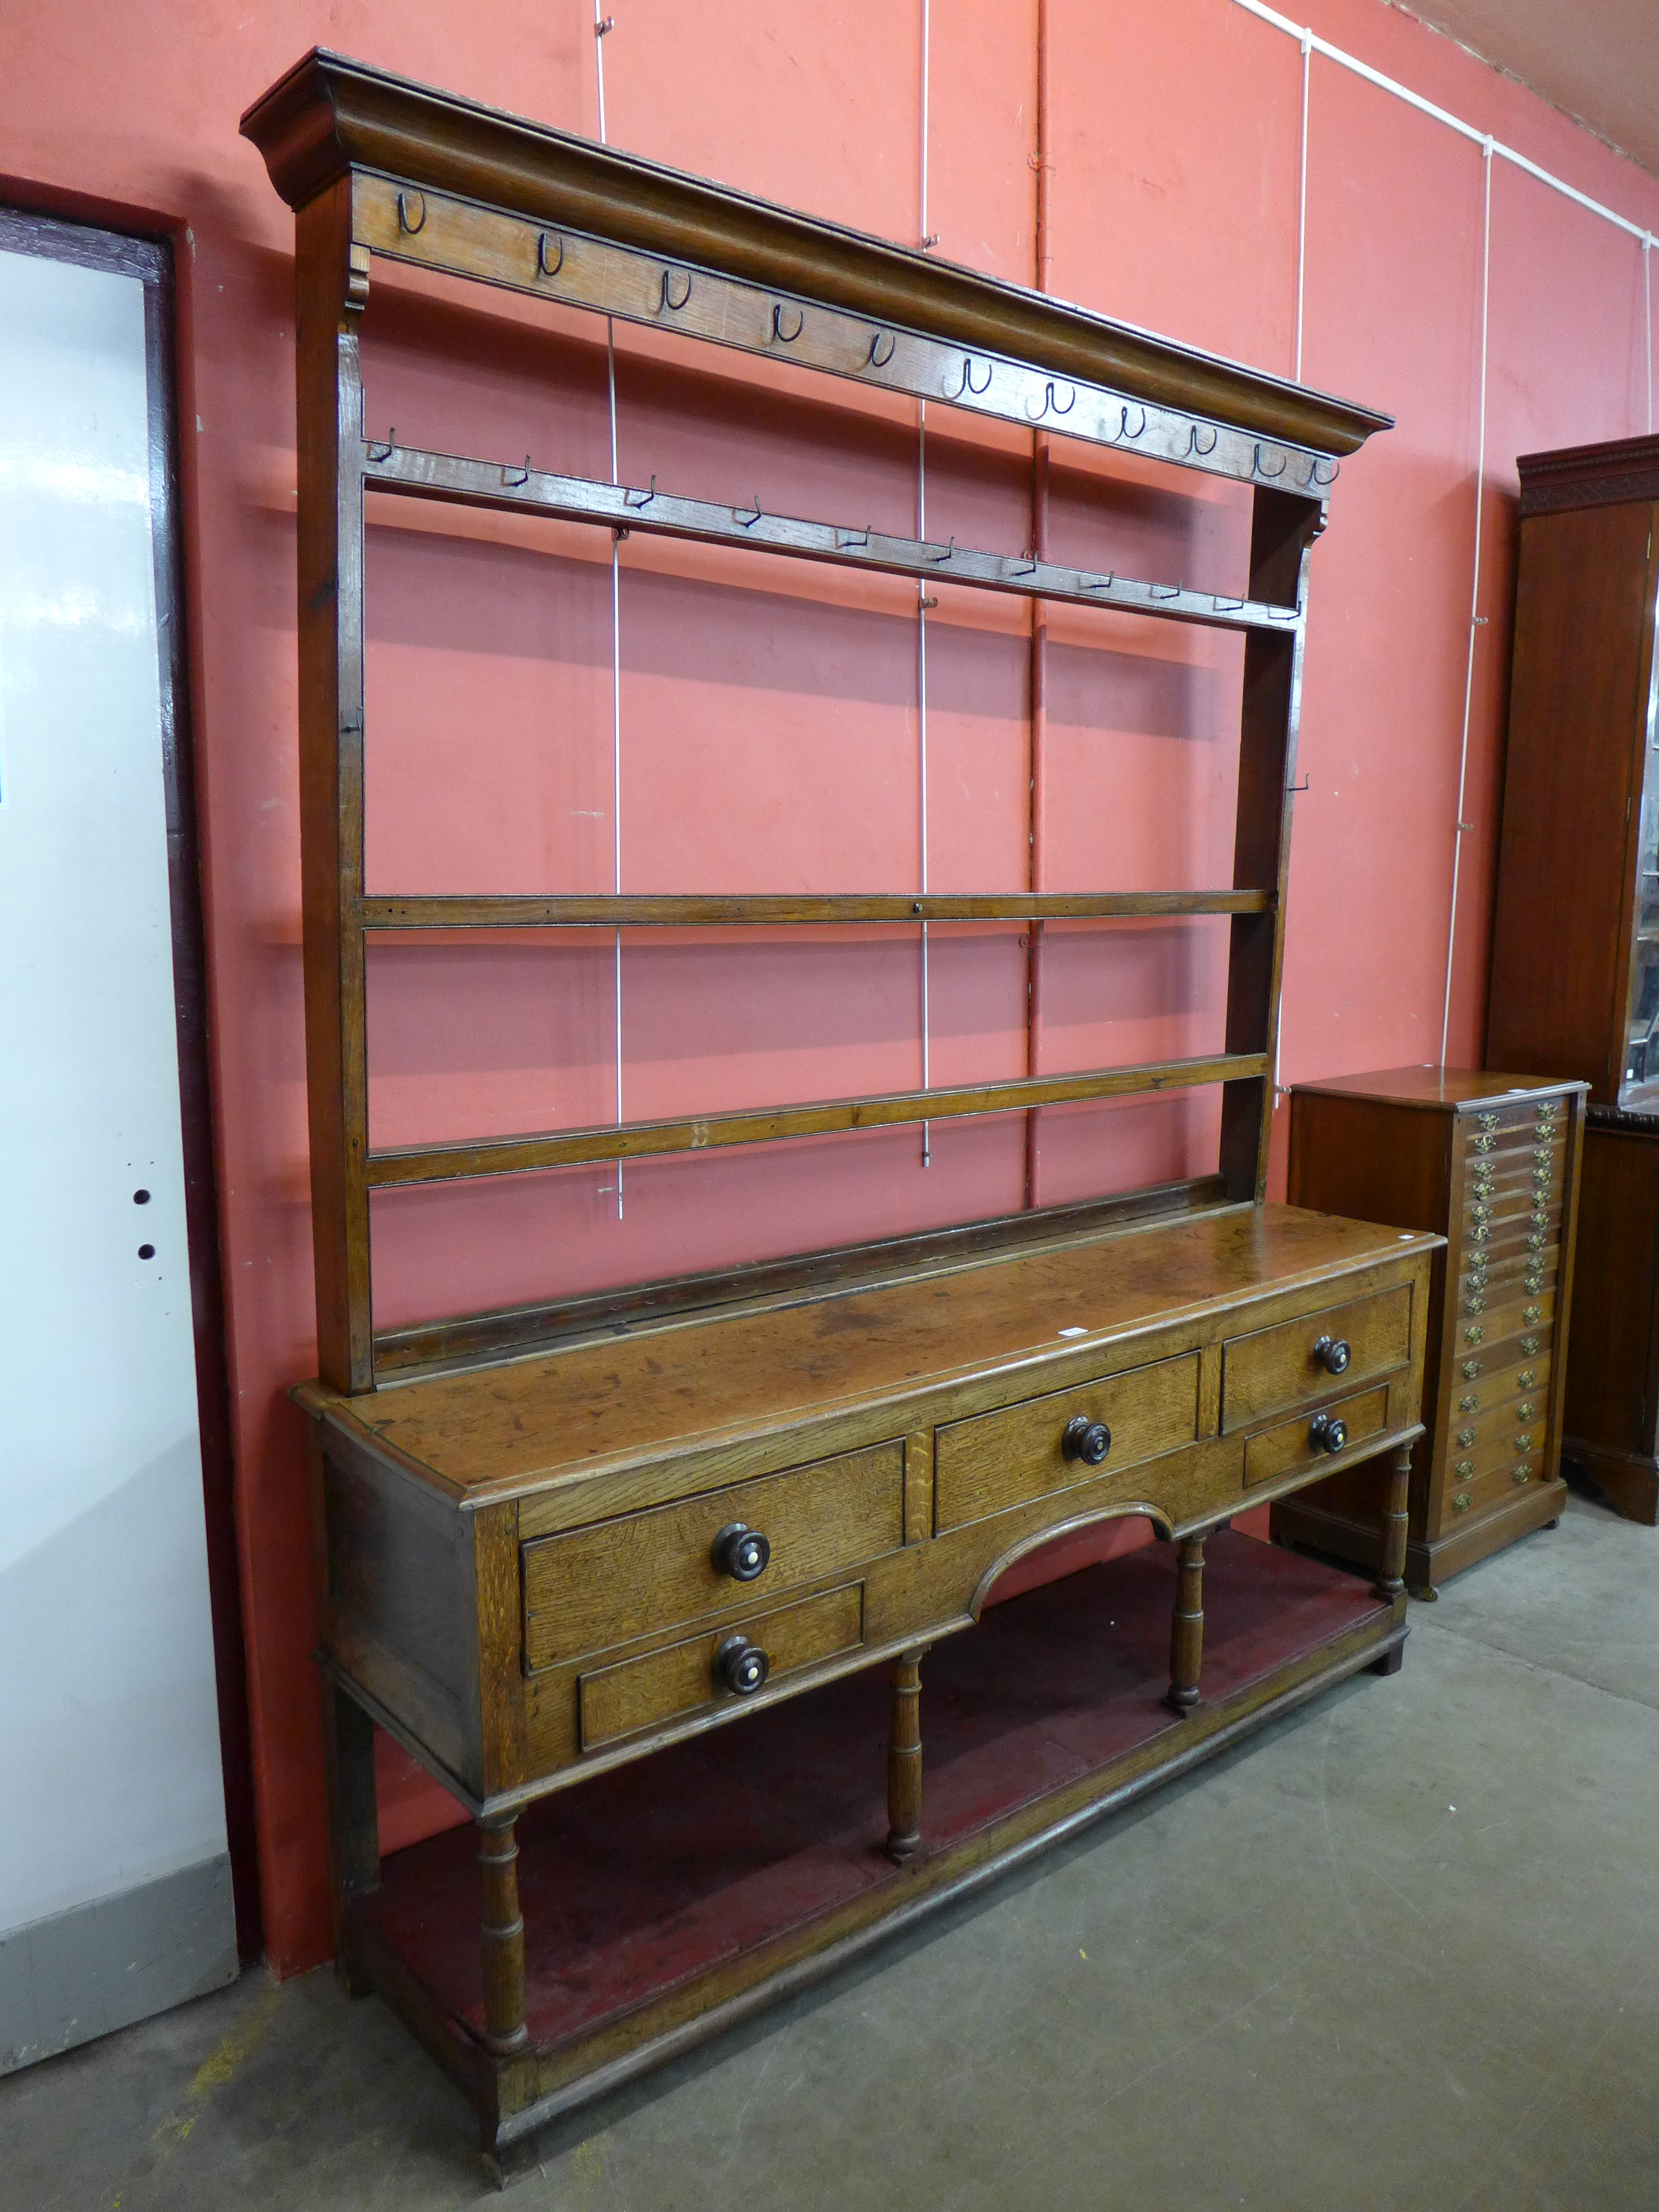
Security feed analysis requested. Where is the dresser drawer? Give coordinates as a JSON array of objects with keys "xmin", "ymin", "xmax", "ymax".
[
  {"xmin": 1450, "ymin": 1289, "xmax": 1554, "ymax": 1362},
  {"xmin": 1448, "ymin": 1356, "xmax": 1551, "ymax": 1422},
  {"xmin": 1242, "ymin": 1384, "xmax": 1390, "ymax": 1490},
  {"xmin": 1221, "ymin": 1286, "xmax": 1411, "ymax": 1432},
  {"xmin": 1443, "ymin": 1389, "xmax": 1549, "ymax": 1461},
  {"xmin": 1441, "ymin": 1451, "xmax": 1550, "ymax": 1523},
  {"xmin": 1477, "ymin": 1141, "xmax": 1566, "ymax": 1194},
  {"xmin": 933, "ymin": 1352, "xmax": 1200, "ymax": 1534},
  {"xmin": 578, "ymin": 1583, "xmax": 864, "ymax": 1751},
  {"xmin": 1460, "ymin": 1218, "xmax": 1558, "ymax": 1267},
  {"xmin": 522, "ymin": 1442, "xmax": 902, "ymax": 1672}
]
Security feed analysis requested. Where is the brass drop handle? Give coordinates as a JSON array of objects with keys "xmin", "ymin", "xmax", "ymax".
[
  {"xmin": 1062, "ymin": 1415, "xmax": 1112, "ymax": 1466},
  {"xmin": 1452, "ymin": 1492, "xmax": 1472, "ymax": 1514},
  {"xmin": 1313, "ymin": 1335, "xmax": 1352, "ymax": 1375},
  {"xmin": 711, "ymin": 1521, "xmax": 771, "ymax": 1582},
  {"xmin": 715, "ymin": 1635, "xmax": 770, "ymax": 1696},
  {"xmin": 1309, "ymin": 1412, "xmax": 1348, "ymax": 1455}
]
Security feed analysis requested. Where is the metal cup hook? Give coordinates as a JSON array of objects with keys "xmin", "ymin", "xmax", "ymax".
[{"xmin": 1024, "ymin": 378, "xmax": 1074, "ymax": 421}]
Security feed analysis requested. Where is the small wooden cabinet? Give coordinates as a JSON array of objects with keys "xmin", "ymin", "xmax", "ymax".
[
  {"xmin": 1272, "ymin": 1070, "xmax": 1586, "ymax": 1594},
  {"xmin": 1486, "ymin": 437, "xmax": 1659, "ymax": 1524}
]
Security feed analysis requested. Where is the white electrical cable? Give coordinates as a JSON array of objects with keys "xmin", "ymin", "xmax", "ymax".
[
  {"xmin": 1233, "ymin": 0, "xmax": 1654, "ymax": 244},
  {"xmin": 1239, "ymin": 0, "xmax": 1659, "ymax": 1065},
  {"xmin": 1294, "ymin": 30, "xmax": 1310, "ymax": 383},
  {"xmin": 1440, "ymin": 138, "xmax": 1493, "ymax": 1070},
  {"xmin": 1273, "ymin": 32, "xmax": 1315, "ymax": 1110},
  {"xmin": 595, "ymin": 4, "xmax": 624, "ymax": 1218},
  {"xmin": 917, "ymin": 0, "xmax": 933, "ymax": 1163}
]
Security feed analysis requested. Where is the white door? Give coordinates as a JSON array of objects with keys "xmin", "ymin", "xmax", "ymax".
[{"xmin": 0, "ymin": 225, "xmax": 236, "ymax": 2070}]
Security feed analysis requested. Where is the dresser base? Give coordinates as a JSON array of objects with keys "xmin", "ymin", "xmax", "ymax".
[
  {"xmin": 1271, "ymin": 1473, "xmax": 1567, "ymax": 1598},
  {"xmin": 1562, "ymin": 1439, "xmax": 1659, "ymax": 1527},
  {"xmin": 342, "ymin": 1532, "xmax": 1404, "ymax": 2184}
]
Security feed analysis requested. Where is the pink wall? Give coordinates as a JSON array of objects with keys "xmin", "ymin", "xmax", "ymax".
[{"xmin": 4, "ymin": 0, "xmax": 1656, "ymax": 1973}]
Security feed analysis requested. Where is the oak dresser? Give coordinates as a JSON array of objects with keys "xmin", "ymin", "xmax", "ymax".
[{"xmin": 243, "ymin": 50, "xmax": 1430, "ymax": 2178}]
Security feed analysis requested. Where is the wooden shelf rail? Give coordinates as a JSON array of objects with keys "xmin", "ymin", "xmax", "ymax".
[
  {"xmin": 346, "ymin": 174, "xmax": 1370, "ymax": 495},
  {"xmin": 364, "ymin": 444, "xmax": 1302, "ymax": 634},
  {"xmin": 366, "ymin": 1050, "xmax": 1267, "ymax": 1185},
  {"xmin": 361, "ymin": 891, "xmax": 1273, "ymax": 930}
]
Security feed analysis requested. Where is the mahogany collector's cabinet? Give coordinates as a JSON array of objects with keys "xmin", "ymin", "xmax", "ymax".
[
  {"xmin": 1487, "ymin": 437, "xmax": 1659, "ymax": 1526},
  {"xmin": 1272, "ymin": 1070, "xmax": 1586, "ymax": 1595},
  {"xmin": 244, "ymin": 52, "xmax": 1430, "ymax": 2179}
]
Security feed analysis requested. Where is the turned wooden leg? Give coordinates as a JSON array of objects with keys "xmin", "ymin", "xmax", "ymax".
[
  {"xmin": 1372, "ymin": 1443, "xmax": 1413, "ymax": 1604},
  {"xmin": 885, "ymin": 1649, "xmax": 927, "ymax": 1862},
  {"xmin": 1166, "ymin": 1533, "xmax": 1205, "ymax": 1715},
  {"xmin": 478, "ymin": 1818, "xmax": 529, "ymax": 2056},
  {"xmin": 320, "ymin": 1678, "xmax": 379, "ymax": 1997}
]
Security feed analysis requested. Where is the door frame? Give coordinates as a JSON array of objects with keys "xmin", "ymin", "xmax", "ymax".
[{"xmin": 0, "ymin": 205, "xmax": 260, "ymax": 1960}]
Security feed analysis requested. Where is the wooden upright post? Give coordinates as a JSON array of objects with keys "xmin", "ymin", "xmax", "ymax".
[
  {"xmin": 478, "ymin": 1818, "xmax": 529, "ymax": 2056},
  {"xmin": 1166, "ymin": 1532, "xmax": 1207, "ymax": 1714},
  {"xmin": 1219, "ymin": 487, "xmax": 1321, "ymax": 1202},
  {"xmin": 885, "ymin": 1649, "xmax": 927, "ymax": 1862},
  {"xmin": 1373, "ymin": 1443, "xmax": 1413, "ymax": 1603},
  {"xmin": 295, "ymin": 177, "xmax": 374, "ymax": 1393},
  {"xmin": 319, "ymin": 1678, "xmax": 380, "ymax": 1996}
]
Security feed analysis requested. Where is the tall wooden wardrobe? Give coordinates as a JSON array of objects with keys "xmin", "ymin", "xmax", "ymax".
[{"xmin": 1487, "ymin": 435, "xmax": 1659, "ymax": 1524}]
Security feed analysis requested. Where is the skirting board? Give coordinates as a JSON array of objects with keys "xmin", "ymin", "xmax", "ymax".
[{"xmin": 0, "ymin": 1853, "xmax": 238, "ymax": 2076}]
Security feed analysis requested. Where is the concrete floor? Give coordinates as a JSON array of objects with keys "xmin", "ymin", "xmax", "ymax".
[{"xmin": 5, "ymin": 1491, "xmax": 1658, "ymax": 2212}]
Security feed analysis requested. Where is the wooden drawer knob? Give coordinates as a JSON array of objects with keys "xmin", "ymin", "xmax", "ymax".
[
  {"xmin": 711, "ymin": 1521, "xmax": 771, "ymax": 1583},
  {"xmin": 1062, "ymin": 1415, "xmax": 1112, "ymax": 1466},
  {"xmin": 1312, "ymin": 1334, "xmax": 1351, "ymax": 1375},
  {"xmin": 714, "ymin": 1635, "xmax": 770, "ymax": 1696},
  {"xmin": 1309, "ymin": 1412, "xmax": 1348, "ymax": 1454}
]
